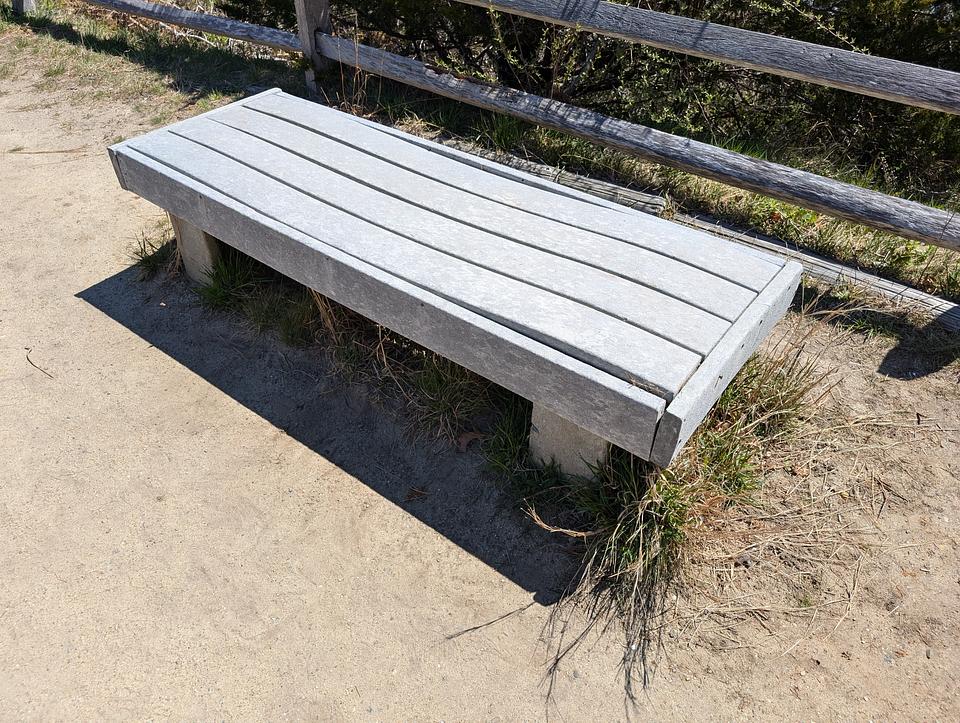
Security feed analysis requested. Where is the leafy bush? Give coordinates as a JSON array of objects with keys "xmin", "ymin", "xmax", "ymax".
[{"xmin": 215, "ymin": 0, "xmax": 296, "ymax": 29}]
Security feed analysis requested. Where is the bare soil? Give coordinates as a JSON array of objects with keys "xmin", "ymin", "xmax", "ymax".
[{"xmin": 1, "ymin": 22, "xmax": 958, "ymax": 720}]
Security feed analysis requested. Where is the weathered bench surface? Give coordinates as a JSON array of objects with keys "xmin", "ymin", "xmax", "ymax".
[{"xmin": 109, "ymin": 89, "xmax": 801, "ymax": 466}]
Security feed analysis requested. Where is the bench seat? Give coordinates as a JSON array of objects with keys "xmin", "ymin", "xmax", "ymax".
[{"xmin": 108, "ymin": 89, "xmax": 801, "ymax": 467}]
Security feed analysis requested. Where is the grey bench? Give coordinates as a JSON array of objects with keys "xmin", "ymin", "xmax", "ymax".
[{"xmin": 108, "ymin": 89, "xmax": 801, "ymax": 473}]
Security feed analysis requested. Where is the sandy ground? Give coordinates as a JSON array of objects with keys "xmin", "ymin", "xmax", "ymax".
[{"xmin": 2, "ymin": 36, "xmax": 959, "ymax": 720}]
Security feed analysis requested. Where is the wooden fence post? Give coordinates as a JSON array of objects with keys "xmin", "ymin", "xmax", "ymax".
[
  {"xmin": 13, "ymin": 0, "xmax": 38, "ymax": 14},
  {"xmin": 293, "ymin": 0, "xmax": 331, "ymax": 94}
]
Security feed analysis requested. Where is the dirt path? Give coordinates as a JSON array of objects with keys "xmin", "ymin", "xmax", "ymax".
[{"xmin": 1, "ymin": 23, "xmax": 958, "ymax": 720}]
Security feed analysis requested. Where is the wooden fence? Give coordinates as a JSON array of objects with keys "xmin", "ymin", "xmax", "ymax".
[{"xmin": 19, "ymin": 0, "xmax": 960, "ymax": 251}]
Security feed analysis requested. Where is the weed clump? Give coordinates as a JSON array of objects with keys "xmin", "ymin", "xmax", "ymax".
[
  {"xmin": 485, "ymin": 337, "xmax": 828, "ymax": 694},
  {"xmin": 129, "ymin": 222, "xmax": 180, "ymax": 279}
]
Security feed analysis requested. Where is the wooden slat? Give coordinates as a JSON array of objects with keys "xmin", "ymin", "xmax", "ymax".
[
  {"xmin": 212, "ymin": 103, "xmax": 757, "ymax": 321},
  {"xmin": 453, "ymin": 0, "xmax": 960, "ymax": 116},
  {"xmin": 360, "ymin": 118, "xmax": 776, "ymax": 267},
  {"xmin": 109, "ymin": 144, "xmax": 667, "ymax": 459},
  {"xmin": 244, "ymin": 92, "xmax": 783, "ymax": 291},
  {"xmin": 175, "ymin": 117, "xmax": 731, "ymax": 352},
  {"xmin": 346, "ymin": 113, "xmax": 630, "ymax": 214},
  {"xmin": 80, "ymin": 0, "xmax": 301, "ymax": 52},
  {"xmin": 649, "ymin": 261, "xmax": 802, "ymax": 466},
  {"xmin": 428, "ymin": 136, "xmax": 667, "ymax": 217},
  {"xmin": 437, "ymin": 133, "xmax": 960, "ymax": 336},
  {"xmin": 250, "ymin": 94, "xmax": 620, "ymax": 215},
  {"xmin": 125, "ymin": 130, "xmax": 703, "ymax": 397},
  {"xmin": 318, "ymin": 36, "xmax": 960, "ymax": 251}
]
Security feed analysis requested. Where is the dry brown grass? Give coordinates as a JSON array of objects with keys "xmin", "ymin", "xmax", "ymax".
[{"xmin": 530, "ymin": 292, "xmax": 953, "ymax": 698}]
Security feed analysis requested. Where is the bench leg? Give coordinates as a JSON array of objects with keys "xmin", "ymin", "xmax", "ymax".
[
  {"xmin": 169, "ymin": 213, "xmax": 220, "ymax": 283},
  {"xmin": 528, "ymin": 404, "xmax": 609, "ymax": 478}
]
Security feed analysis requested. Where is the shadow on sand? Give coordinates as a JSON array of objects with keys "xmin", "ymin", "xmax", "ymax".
[
  {"xmin": 795, "ymin": 284, "xmax": 960, "ymax": 381},
  {"xmin": 876, "ymin": 308, "xmax": 960, "ymax": 380},
  {"xmin": 78, "ymin": 266, "xmax": 575, "ymax": 605}
]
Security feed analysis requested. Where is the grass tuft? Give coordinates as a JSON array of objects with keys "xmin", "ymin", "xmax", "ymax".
[
  {"xmin": 128, "ymin": 223, "xmax": 180, "ymax": 279},
  {"xmin": 476, "ymin": 112, "xmax": 529, "ymax": 152},
  {"xmin": 407, "ymin": 354, "xmax": 492, "ymax": 439},
  {"xmin": 198, "ymin": 246, "xmax": 272, "ymax": 310},
  {"xmin": 276, "ymin": 289, "xmax": 318, "ymax": 347},
  {"xmin": 518, "ymin": 333, "xmax": 830, "ymax": 695}
]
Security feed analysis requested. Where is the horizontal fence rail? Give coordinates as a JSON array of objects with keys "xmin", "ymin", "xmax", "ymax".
[
  {"xmin": 63, "ymin": 0, "xmax": 960, "ymax": 250},
  {"xmin": 319, "ymin": 36, "xmax": 960, "ymax": 251},
  {"xmin": 453, "ymin": 0, "xmax": 960, "ymax": 116},
  {"xmin": 81, "ymin": 0, "xmax": 301, "ymax": 52}
]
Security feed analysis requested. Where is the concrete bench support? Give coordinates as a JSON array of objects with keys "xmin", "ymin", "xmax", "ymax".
[
  {"xmin": 169, "ymin": 213, "xmax": 220, "ymax": 283},
  {"xmin": 528, "ymin": 404, "xmax": 609, "ymax": 478}
]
